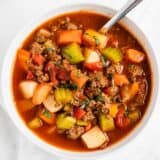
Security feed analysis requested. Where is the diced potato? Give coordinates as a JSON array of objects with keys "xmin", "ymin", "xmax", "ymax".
[
  {"xmin": 18, "ymin": 99, "xmax": 35, "ymax": 112},
  {"xmin": 56, "ymin": 113, "xmax": 76, "ymax": 130},
  {"xmin": 62, "ymin": 43, "xmax": 84, "ymax": 64},
  {"xmin": 99, "ymin": 114, "xmax": 115, "ymax": 132},
  {"xmin": 83, "ymin": 29, "xmax": 108, "ymax": 48},
  {"xmin": 17, "ymin": 49, "xmax": 31, "ymax": 71},
  {"xmin": 32, "ymin": 83, "xmax": 52, "ymax": 105},
  {"xmin": 84, "ymin": 48, "xmax": 100, "ymax": 63},
  {"xmin": 28, "ymin": 117, "xmax": 43, "ymax": 129},
  {"xmin": 19, "ymin": 80, "xmax": 38, "ymax": 99},
  {"xmin": 81, "ymin": 126, "xmax": 109, "ymax": 149},
  {"xmin": 43, "ymin": 94, "xmax": 63, "ymax": 113},
  {"xmin": 109, "ymin": 104, "xmax": 119, "ymax": 118},
  {"xmin": 101, "ymin": 47, "xmax": 122, "ymax": 63}
]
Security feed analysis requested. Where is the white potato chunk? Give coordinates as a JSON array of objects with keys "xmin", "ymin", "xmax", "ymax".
[
  {"xmin": 19, "ymin": 80, "xmax": 38, "ymax": 99},
  {"xmin": 84, "ymin": 48, "xmax": 100, "ymax": 63},
  {"xmin": 81, "ymin": 126, "xmax": 109, "ymax": 149},
  {"xmin": 32, "ymin": 83, "xmax": 52, "ymax": 105},
  {"xmin": 43, "ymin": 94, "xmax": 63, "ymax": 113}
]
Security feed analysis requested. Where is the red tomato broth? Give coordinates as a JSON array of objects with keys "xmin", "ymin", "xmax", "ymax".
[{"xmin": 12, "ymin": 11, "xmax": 152, "ymax": 151}]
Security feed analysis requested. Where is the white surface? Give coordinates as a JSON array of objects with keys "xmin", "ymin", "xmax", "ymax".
[{"xmin": 0, "ymin": 0, "xmax": 160, "ymax": 160}]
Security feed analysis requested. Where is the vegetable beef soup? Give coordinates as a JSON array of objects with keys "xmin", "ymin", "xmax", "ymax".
[{"xmin": 12, "ymin": 11, "xmax": 152, "ymax": 151}]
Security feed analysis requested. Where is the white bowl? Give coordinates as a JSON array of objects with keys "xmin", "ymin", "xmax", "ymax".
[{"xmin": 0, "ymin": 3, "xmax": 159, "ymax": 160}]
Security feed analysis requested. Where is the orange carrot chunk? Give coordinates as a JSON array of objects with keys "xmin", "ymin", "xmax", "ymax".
[
  {"xmin": 17, "ymin": 49, "xmax": 31, "ymax": 71},
  {"xmin": 32, "ymin": 53, "xmax": 45, "ymax": 65},
  {"xmin": 70, "ymin": 69, "xmax": 88, "ymax": 88},
  {"xmin": 57, "ymin": 30, "xmax": 82, "ymax": 45},
  {"xmin": 37, "ymin": 107, "xmax": 56, "ymax": 125},
  {"xmin": 126, "ymin": 49, "xmax": 145, "ymax": 63},
  {"xmin": 114, "ymin": 74, "xmax": 129, "ymax": 86}
]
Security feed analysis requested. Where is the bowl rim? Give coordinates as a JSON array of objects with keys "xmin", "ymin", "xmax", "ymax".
[{"xmin": 0, "ymin": 3, "xmax": 159, "ymax": 160}]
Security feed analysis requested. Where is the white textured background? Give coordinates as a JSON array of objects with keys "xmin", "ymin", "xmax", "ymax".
[{"xmin": 0, "ymin": 0, "xmax": 160, "ymax": 160}]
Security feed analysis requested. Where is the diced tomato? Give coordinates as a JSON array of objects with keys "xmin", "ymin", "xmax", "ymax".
[
  {"xmin": 115, "ymin": 108, "xmax": 130, "ymax": 128},
  {"xmin": 55, "ymin": 67, "xmax": 69, "ymax": 81},
  {"xmin": 32, "ymin": 53, "xmax": 45, "ymax": 65},
  {"xmin": 84, "ymin": 62, "xmax": 103, "ymax": 71},
  {"xmin": 74, "ymin": 107, "xmax": 86, "ymax": 120},
  {"xmin": 26, "ymin": 71, "xmax": 34, "ymax": 80},
  {"xmin": 45, "ymin": 62, "xmax": 58, "ymax": 85},
  {"xmin": 102, "ymin": 87, "xmax": 109, "ymax": 94}
]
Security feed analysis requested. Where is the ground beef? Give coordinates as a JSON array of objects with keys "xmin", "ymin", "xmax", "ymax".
[
  {"xmin": 106, "ymin": 86, "xmax": 119, "ymax": 96},
  {"xmin": 35, "ymin": 29, "xmax": 51, "ymax": 43},
  {"xmin": 134, "ymin": 79, "xmax": 148, "ymax": 105},
  {"xmin": 102, "ymin": 93, "xmax": 111, "ymax": 104},
  {"xmin": 128, "ymin": 78, "xmax": 148, "ymax": 108},
  {"xmin": 86, "ymin": 88, "xmax": 102, "ymax": 99},
  {"xmin": 127, "ymin": 64, "xmax": 144, "ymax": 81},
  {"xmin": 106, "ymin": 63, "xmax": 123, "ymax": 75},
  {"xmin": 37, "ymin": 73, "xmax": 49, "ymax": 83},
  {"xmin": 96, "ymin": 102, "xmax": 109, "ymax": 114},
  {"xmin": 62, "ymin": 59, "xmax": 76, "ymax": 72},
  {"xmin": 88, "ymin": 72, "xmax": 108, "ymax": 89},
  {"xmin": 113, "ymin": 63, "xmax": 124, "ymax": 74},
  {"xmin": 83, "ymin": 108, "xmax": 95, "ymax": 121},
  {"xmin": 106, "ymin": 65, "xmax": 115, "ymax": 75},
  {"xmin": 30, "ymin": 42, "xmax": 44, "ymax": 54},
  {"xmin": 67, "ymin": 22, "xmax": 78, "ymax": 30},
  {"xmin": 66, "ymin": 126, "xmax": 85, "ymax": 140}
]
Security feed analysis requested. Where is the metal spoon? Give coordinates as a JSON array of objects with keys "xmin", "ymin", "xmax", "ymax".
[{"xmin": 100, "ymin": 0, "xmax": 143, "ymax": 33}]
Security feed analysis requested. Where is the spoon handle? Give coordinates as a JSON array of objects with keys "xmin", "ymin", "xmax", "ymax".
[{"xmin": 100, "ymin": 0, "xmax": 143, "ymax": 33}]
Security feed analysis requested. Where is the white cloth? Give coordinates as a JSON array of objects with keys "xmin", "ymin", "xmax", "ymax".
[{"xmin": 0, "ymin": 0, "xmax": 160, "ymax": 160}]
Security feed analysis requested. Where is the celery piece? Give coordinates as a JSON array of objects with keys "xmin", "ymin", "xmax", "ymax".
[
  {"xmin": 55, "ymin": 88, "xmax": 73, "ymax": 104},
  {"xmin": 28, "ymin": 117, "xmax": 43, "ymax": 129},
  {"xmin": 128, "ymin": 110, "xmax": 141, "ymax": 123},
  {"xmin": 83, "ymin": 29, "xmax": 107, "ymax": 48},
  {"xmin": 76, "ymin": 120, "xmax": 88, "ymax": 126},
  {"xmin": 56, "ymin": 113, "xmax": 76, "ymax": 129},
  {"xmin": 62, "ymin": 43, "xmax": 84, "ymax": 64},
  {"xmin": 99, "ymin": 114, "xmax": 115, "ymax": 132},
  {"xmin": 101, "ymin": 47, "xmax": 122, "ymax": 63}
]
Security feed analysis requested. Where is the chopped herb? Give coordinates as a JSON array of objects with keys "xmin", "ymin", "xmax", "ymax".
[
  {"xmin": 108, "ymin": 73, "xmax": 113, "ymax": 81},
  {"xmin": 100, "ymin": 56, "xmax": 107, "ymax": 67},
  {"xmin": 80, "ymin": 100, "xmax": 90, "ymax": 109},
  {"xmin": 93, "ymin": 36, "xmax": 100, "ymax": 46},
  {"xmin": 123, "ymin": 104, "xmax": 129, "ymax": 116},
  {"xmin": 95, "ymin": 94, "xmax": 105, "ymax": 102},
  {"xmin": 128, "ymin": 64, "xmax": 135, "ymax": 69},
  {"xmin": 42, "ymin": 109, "xmax": 52, "ymax": 118},
  {"xmin": 76, "ymin": 69, "xmax": 81, "ymax": 77},
  {"xmin": 60, "ymin": 83, "xmax": 77, "ymax": 90},
  {"xmin": 111, "ymin": 79, "xmax": 115, "ymax": 87},
  {"xmin": 69, "ymin": 83, "xmax": 78, "ymax": 90},
  {"xmin": 42, "ymin": 48, "xmax": 54, "ymax": 54},
  {"xmin": 84, "ymin": 32, "xmax": 89, "ymax": 35}
]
